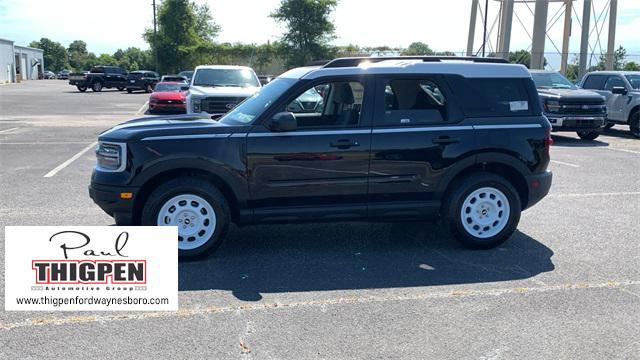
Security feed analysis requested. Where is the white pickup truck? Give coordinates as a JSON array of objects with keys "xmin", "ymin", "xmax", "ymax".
[
  {"xmin": 185, "ymin": 65, "xmax": 261, "ymax": 117},
  {"xmin": 580, "ymin": 71, "xmax": 640, "ymax": 138}
]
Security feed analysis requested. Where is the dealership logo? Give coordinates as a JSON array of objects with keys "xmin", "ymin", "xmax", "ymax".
[{"xmin": 225, "ymin": 103, "xmax": 236, "ymax": 109}]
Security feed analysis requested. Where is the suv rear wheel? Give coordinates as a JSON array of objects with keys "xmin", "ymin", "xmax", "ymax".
[
  {"xmin": 444, "ymin": 173, "xmax": 521, "ymax": 249},
  {"xmin": 141, "ymin": 177, "xmax": 230, "ymax": 258}
]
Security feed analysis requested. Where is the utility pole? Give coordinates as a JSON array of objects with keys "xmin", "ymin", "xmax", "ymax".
[
  {"xmin": 579, "ymin": 0, "xmax": 591, "ymax": 78},
  {"xmin": 482, "ymin": 0, "xmax": 489, "ymax": 57},
  {"xmin": 497, "ymin": 0, "xmax": 514, "ymax": 59},
  {"xmin": 530, "ymin": 0, "xmax": 549, "ymax": 69},
  {"xmin": 605, "ymin": 0, "xmax": 618, "ymax": 70},
  {"xmin": 560, "ymin": 0, "xmax": 572, "ymax": 75},
  {"xmin": 153, "ymin": 0, "xmax": 158, "ymax": 72},
  {"xmin": 467, "ymin": 0, "xmax": 479, "ymax": 56}
]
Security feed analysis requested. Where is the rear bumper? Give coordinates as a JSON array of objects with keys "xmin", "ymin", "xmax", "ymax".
[
  {"xmin": 69, "ymin": 80, "xmax": 87, "ymax": 86},
  {"xmin": 524, "ymin": 171, "xmax": 552, "ymax": 209},
  {"xmin": 89, "ymin": 182, "xmax": 139, "ymax": 225}
]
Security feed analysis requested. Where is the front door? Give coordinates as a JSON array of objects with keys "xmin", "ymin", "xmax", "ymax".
[
  {"xmin": 246, "ymin": 78, "xmax": 373, "ymax": 222},
  {"xmin": 602, "ymin": 75, "xmax": 629, "ymax": 121}
]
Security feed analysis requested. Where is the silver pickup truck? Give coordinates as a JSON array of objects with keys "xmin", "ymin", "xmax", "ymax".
[{"xmin": 579, "ymin": 71, "xmax": 640, "ymax": 138}]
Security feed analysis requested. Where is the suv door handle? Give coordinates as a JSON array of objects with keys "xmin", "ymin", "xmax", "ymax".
[
  {"xmin": 330, "ymin": 139, "xmax": 359, "ymax": 149},
  {"xmin": 432, "ymin": 136, "xmax": 460, "ymax": 144}
]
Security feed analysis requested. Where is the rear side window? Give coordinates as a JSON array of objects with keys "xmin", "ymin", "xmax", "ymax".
[
  {"xmin": 582, "ymin": 75, "xmax": 606, "ymax": 90},
  {"xmin": 447, "ymin": 76, "xmax": 532, "ymax": 117},
  {"xmin": 377, "ymin": 78, "xmax": 447, "ymax": 126}
]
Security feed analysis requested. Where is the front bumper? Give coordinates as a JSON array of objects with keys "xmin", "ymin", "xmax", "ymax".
[
  {"xmin": 524, "ymin": 171, "xmax": 552, "ymax": 210},
  {"xmin": 89, "ymin": 182, "xmax": 139, "ymax": 225},
  {"xmin": 547, "ymin": 115, "xmax": 605, "ymax": 131}
]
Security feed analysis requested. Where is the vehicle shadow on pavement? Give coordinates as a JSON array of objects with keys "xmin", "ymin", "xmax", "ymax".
[
  {"xmin": 551, "ymin": 135, "xmax": 609, "ymax": 147},
  {"xmin": 178, "ymin": 222, "xmax": 554, "ymax": 301}
]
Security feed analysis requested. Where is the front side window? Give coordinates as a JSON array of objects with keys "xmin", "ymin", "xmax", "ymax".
[
  {"xmin": 378, "ymin": 79, "xmax": 447, "ymax": 126},
  {"xmin": 604, "ymin": 76, "xmax": 626, "ymax": 91},
  {"xmin": 193, "ymin": 69, "xmax": 260, "ymax": 88},
  {"xmin": 284, "ymin": 81, "xmax": 364, "ymax": 128}
]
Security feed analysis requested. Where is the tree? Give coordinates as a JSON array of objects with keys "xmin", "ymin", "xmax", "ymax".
[
  {"xmin": 401, "ymin": 42, "xmax": 434, "ymax": 56},
  {"xmin": 271, "ymin": 0, "xmax": 337, "ymax": 67},
  {"xmin": 29, "ymin": 38, "xmax": 69, "ymax": 72},
  {"xmin": 67, "ymin": 40, "xmax": 96, "ymax": 71},
  {"xmin": 624, "ymin": 61, "xmax": 640, "ymax": 71},
  {"xmin": 143, "ymin": 0, "xmax": 216, "ymax": 74},
  {"xmin": 596, "ymin": 46, "xmax": 626, "ymax": 70},
  {"xmin": 507, "ymin": 49, "xmax": 547, "ymax": 68}
]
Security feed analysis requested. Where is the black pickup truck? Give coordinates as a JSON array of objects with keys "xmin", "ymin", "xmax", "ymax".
[
  {"xmin": 530, "ymin": 70, "xmax": 606, "ymax": 140},
  {"xmin": 69, "ymin": 66, "xmax": 128, "ymax": 92}
]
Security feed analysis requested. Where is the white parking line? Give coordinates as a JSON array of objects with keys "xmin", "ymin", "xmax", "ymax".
[
  {"xmin": 550, "ymin": 160, "xmax": 580, "ymax": 168},
  {"xmin": 0, "ymin": 127, "xmax": 19, "ymax": 134},
  {"xmin": 43, "ymin": 142, "xmax": 97, "ymax": 178},
  {"xmin": 606, "ymin": 147, "xmax": 640, "ymax": 155},
  {"xmin": 549, "ymin": 191, "xmax": 640, "ymax": 198},
  {"xmin": 136, "ymin": 101, "xmax": 149, "ymax": 115}
]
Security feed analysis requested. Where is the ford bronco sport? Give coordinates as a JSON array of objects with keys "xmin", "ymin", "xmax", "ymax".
[{"xmin": 89, "ymin": 56, "xmax": 553, "ymax": 258}]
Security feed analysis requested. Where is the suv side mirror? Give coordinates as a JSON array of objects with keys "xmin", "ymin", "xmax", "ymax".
[
  {"xmin": 612, "ymin": 86, "xmax": 628, "ymax": 95},
  {"xmin": 180, "ymin": 85, "xmax": 189, "ymax": 91},
  {"xmin": 269, "ymin": 112, "xmax": 297, "ymax": 132}
]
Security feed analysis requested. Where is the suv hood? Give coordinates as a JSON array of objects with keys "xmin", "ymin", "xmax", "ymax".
[
  {"xmin": 188, "ymin": 86, "xmax": 259, "ymax": 97},
  {"xmin": 537, "ymin": 88, "xmax": 605, "ymax": 102},
  {"xmin": 99, "ymin": 114, "xmax": 244, "ymax": 142}
]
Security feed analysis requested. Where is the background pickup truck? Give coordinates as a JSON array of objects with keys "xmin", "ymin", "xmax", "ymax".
[{"xmin": 68, "ymin": 66, "xmax": 128, "ymax": 92}]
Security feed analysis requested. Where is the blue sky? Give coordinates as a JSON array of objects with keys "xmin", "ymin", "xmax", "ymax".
[{"xmin": 1, "ymin": 0, "xmax": 639, "ymax": 67}]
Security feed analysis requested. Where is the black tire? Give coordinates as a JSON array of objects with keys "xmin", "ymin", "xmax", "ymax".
[
  {"xmin": 91, "ymin": 81, "xmax": 103, "ymax": 92},
  {"xmin": 630, "ymin": 112, "xmax": 640, "ymax": 139},
  {"xmin": 604, "ymin": 123, "xmax": 615, "ymax": 130},
  {"xmin": 576, "ymin": 131, "xmax": 600, "ymax": 140},
  {"xmin": 117, "ymin": 87, "xmax": 125, "ymax": 91},
  {"xmin": 126, "ymin": 88, "xmax": 132, "ymax": 94},
  {"xmin": 443, "ymin": 173, "xmax": 521, "ymax": 249},
  {"xmin": 76, "ymin": 85, "xmax": 87, "ymax": 92},
  {"xmin": 141, "ymin": 177, "xmax": 230, "ymax": 259}
]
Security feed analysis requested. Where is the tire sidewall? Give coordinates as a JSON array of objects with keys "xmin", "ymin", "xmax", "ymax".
[
  {"xmin": 92, "ymin": 81, "xmax": 102, "ymax": 92},
  {"xmin": 630, "ymin": 113, "xmax": 640, "ymax": 138},
  {"xmin": 141, "ymin": 179, "xmax": 230, "ymax": 259},
  {"xmin": 446, "ymin": 174, "xmax": 521, "ymax": 249}
]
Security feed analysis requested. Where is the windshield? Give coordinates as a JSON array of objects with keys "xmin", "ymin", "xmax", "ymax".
[
  {"xmin": 154, "ymin": 83, "xmax": 183, "ymax": 92},
  {"xmin": 193, "ymin": 69, "xmax": 259, "ymax": 87},
  {"xmin": 219, "ymin": 78, "xmax": 296, "ymax": 125},
  {"xmin": 531, "ymin": 72, "xmax": 576, "ymax": 89},
  {"xmin": 625, "ymin": 75, "xmax": 640, "ymax": 90}
]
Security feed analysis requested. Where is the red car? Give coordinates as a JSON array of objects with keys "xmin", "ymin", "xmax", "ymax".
[{"xmin": 148, "ymin": 82, "xmax": 187, "ymax": 114}]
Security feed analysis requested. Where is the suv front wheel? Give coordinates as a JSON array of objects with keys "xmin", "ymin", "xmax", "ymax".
[
  {"xmin": 141, "ymin": 177, "xmax": 230, "ymax": 258},
  {"xmin": 444, "ymin": 173, "xmax": 521, "ymax": 249},
  {"xmin": 630, "ymin": 112, "xmax": 640, "ymax": 138}
]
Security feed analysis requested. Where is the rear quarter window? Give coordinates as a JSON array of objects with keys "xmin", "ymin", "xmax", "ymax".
[{"xmin": 446, "ymin": 76, "xmax": 534, "ymax": 117}]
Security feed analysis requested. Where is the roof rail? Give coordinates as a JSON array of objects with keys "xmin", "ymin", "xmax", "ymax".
[{"xmin": 322, "ymin": 56, "xmax": 509, "ymax": 68}]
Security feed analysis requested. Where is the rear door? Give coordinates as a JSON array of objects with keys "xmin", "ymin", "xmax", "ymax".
[{"xmin": 367, "ymin": 75, "xmax": 475, "ymax": 219}]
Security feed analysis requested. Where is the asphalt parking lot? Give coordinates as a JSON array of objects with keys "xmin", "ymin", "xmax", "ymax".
[{"xmin": 1, "ymin": 80, "xmax": 639, "ymax": 359}]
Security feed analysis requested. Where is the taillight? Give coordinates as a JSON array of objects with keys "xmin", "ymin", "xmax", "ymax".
[{"xmin": 544, "ymin": 128, "xmax": 553, "ymax": 153}]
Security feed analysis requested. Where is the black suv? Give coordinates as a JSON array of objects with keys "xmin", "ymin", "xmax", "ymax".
[
  {"xmin": 126, "ymin": 70, "xmax": 160, "ymax": 93},
  {"xmin": 89, "ymin": 56, "xmax": 553, "ymax": 258}
]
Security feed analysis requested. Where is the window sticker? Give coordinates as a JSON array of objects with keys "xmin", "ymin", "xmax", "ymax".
[{"xmin": 510, "ymin": 101, "xmax": 529, "ymax": 112}]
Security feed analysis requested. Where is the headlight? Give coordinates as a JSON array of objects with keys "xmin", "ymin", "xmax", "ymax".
[
  {"xmin": 192, "ymin": 98, "xmax": 201, "ymax": 112},
  {"xmin": 545, "ymin": 100, "xmax": 561, "ymax": 113},
  {"xmin": 96, "ymin": 141, "xmax": 126, "ymax": 172}
]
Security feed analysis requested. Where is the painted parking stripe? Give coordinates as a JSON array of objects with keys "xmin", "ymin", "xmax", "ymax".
[
  {"xmin": 136, "ymin": 101, "xmax": 149, "ymax": 115},
  {"xmin": 549, "ymin": 191, "xmax": 640, "ymax": 198},
  {"xmin": 0, "ymin": 127, "xmax": 19, "ymax": 134},
  {"xmin": 606, "ymin": 147, "xmax": 640, "ymax": 155},
  {"xmin": 44, "ymin": 142, "xmax": 97, "ymax": 178},
  {"xmin": 550, "ymin": 160, "xmax": 580, "ymax": 168}
]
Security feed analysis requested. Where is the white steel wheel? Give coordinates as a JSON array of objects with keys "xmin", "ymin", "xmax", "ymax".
[
  {"xmin": 156, "ymin": 194, "xmax": 217, "ymax": 250},
  {"xmin": 460, "ymin": 187, "xmax": 511, "ymax": 239}
]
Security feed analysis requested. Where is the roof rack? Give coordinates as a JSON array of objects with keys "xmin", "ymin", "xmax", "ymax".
[{"xmin": 322, "ymin": 56, "xmax": 509, "ymax": 68}]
